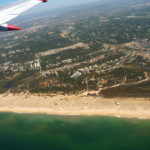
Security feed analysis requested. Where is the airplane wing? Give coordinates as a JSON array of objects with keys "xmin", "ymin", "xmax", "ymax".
[{"xmin": 0, "ymin": 0, "xmax": 48, "ymax": 31}]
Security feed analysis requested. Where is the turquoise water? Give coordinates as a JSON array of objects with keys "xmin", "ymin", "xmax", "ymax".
[{"xmin": 0, "ymin": 113, "xmax": 150, "ymax": 150}]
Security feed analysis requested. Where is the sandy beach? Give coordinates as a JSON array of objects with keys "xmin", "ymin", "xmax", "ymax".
[{"xmin": 0, "ymin": 93, "xmax": 150, "ymax": 119}]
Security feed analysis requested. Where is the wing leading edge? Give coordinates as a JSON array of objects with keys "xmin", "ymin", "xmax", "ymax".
[{"xmin": 0, "ymin": 0, "xmax": 48, "ymax": 31}]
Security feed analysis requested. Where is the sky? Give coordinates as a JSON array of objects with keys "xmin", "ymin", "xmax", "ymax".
[
  {"xmin": 0, "ymin": 0, "xmax": 16, "ymax": 5},
  {"xmin": 0, "ymin": 0, "xmax": 101, "ymax": 14},
  {"xmin": 0, "ymin": 0, "xmax": 100, "ymax": 7},
  {"xmin": 35, "ymin": 0, "xmax": 101, "ymax": 12}
]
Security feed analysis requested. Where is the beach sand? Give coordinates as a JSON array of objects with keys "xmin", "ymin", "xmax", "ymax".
[{"xmin": 0, "ymin": 93, "xmax": 150, "ymax": 119}]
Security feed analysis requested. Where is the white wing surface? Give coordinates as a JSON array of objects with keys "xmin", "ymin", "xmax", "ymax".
[{"xmin": 0, "ymin": 0, "xmax": 44, "ymax": 25}]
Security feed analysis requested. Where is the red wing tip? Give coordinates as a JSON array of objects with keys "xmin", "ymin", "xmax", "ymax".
[
  {"xmin": 8, "ymin": 25, "xmax": 22, "ymax": 31},
  {"xmin": 39, "ymin": 0, "xmax": 48, "ymax": 2}
]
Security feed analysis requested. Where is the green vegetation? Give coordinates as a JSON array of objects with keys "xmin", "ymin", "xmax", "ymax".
[{"xmin": 0, "ymin": 0, "xmax": 150, "ymax": 97}]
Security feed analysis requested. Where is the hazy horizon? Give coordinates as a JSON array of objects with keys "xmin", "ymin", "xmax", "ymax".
[
  {"xmin": 27, "ymin": 0, "xmax": 101, "ymax": 14},
  {"xmin": 0, "ymin": 0, "xmax": 101, "ymax": 9},
  {"xmin": 0, "ymin": 0, "xmax": 103, "ymax": 16}
]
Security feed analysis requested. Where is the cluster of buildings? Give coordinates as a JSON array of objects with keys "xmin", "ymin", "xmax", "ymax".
[{"xmin": 0, "ymin": 59, "xmax": 41, "ymax": 72}]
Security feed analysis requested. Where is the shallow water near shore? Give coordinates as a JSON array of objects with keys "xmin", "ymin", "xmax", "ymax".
[{"xmin": 0, "ymin": 113, "xmax": 150, "ymax": 150}]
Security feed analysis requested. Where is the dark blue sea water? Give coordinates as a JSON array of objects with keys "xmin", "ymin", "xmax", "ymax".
[{"xmin": 0, "ymin": 113, "xmax": 150, "ymax": 150}]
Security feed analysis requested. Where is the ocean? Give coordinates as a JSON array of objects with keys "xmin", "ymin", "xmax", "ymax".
[{"xmin": 0, "ymin": 113, "xmax": 150, "ymax": 150}]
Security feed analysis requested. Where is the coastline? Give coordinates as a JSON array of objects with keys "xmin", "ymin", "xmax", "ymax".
[{"xmin": 0, "ymin": 93, "xmax": 150, "ymax": 119}]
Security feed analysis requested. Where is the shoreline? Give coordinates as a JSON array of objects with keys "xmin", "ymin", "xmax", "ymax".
[
  {"xmin": 0, "ymin": 107, "xmax": 149, "ymax": 120},
  {"xmin": 0, "ymin": 93, "xmax": 150, "ymax": 119}
]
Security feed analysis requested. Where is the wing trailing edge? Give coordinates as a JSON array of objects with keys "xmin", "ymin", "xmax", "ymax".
[{"xmin": 0, "ymin": 0, "xmax": 48, "ymax": 31}]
